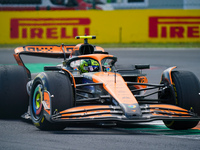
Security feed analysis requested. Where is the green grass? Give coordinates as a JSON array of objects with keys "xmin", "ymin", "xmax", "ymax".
[
  {"xmin": 1, "ymin": 63, "xmax": 59, "ymax": 73},
  {"xmin": 25, "ymin": 63, "xmax": 59, "ymax": 73},
  {"xmin": 0, "ymin": 42, "xmax": 200, "ymax": 48}
]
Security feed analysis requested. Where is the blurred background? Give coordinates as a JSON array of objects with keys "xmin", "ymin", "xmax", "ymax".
[
  {"xmin": 0, "ymin": 0, "xmax": 200, "ymax": 45},
  {"xmin": 0, "ymin": 0, "xmax": 200, "ymax": 10}
]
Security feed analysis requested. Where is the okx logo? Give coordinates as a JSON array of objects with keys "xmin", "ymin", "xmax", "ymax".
[
  {"xmin": 10, "ymin": 18, "xmax": 91, "ymax": 39},
  {"xmin": 149, "ymin": 17, "xmax": 200, "ymax": 38}
]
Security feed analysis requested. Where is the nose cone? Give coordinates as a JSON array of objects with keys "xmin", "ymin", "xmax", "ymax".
[{"xmin": 92, "ymin": 72, "xmax": 142, "ymax": 118}]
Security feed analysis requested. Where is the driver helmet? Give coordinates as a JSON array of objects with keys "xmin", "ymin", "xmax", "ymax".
[{"xmin": 79, "ymin": 59, "xmax": 99, "ymax": 73}]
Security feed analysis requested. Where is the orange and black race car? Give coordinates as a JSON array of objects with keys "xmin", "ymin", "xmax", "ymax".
[{"xmin": 0, "ymin": 36, "xmax": 200, "ymax": 130}]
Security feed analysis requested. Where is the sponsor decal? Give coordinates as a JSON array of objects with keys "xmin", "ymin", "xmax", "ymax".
[
  {"xmin": 26, "ymin": 47, "xmax": 53, "ymax": 52},
  {"xmin": 24, "ymin": 46, "xmax": 73, "ymax": 53},
  {"xmin": 149, "ymin": 17, "xmax": 200, "ymax": 38},
  {"xmin": 122, "ymin": 97, "xmax": 131, "ymax": 99},
  {"xmin": 128, "ymin": 105, "xmax": 136, "ymax": 108},
  {"xmin": 10, "ymin": 18, "xmax": 91, "ymax": 39}
]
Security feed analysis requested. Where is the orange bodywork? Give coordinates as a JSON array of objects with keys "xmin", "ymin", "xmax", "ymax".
[
  {"xmin": 13, "ymin": 40, "xmax": 200, "ymax": 123},
  {"xmin": 135, "ymin": 76, "xmax": 148, "ymax": 89},
  {"xmin": 168, "ymin": 66, "xmax": 177, "ymax": 84},
  {"xmin": 149, "ymin": 104, "xmax": 187, "ymax": 111},
  {"xmin": 50, "ymin": 53, "xmax": 195, "ymax": 121},
  {"xmin": 161, "ymin": 66, "xmax": 177, "ymax": 85},
  {"xmin": 145, "ymin": 104, "xmax": 192, "ymax": 118},
  {"xmin": 150, "ymin": 109, "xmax": 190, "ymax": 117},
  {"xmin": 62, "ymin": 68, "xmax": 76, "ymax": 88},
  {"xmin": 53, "ymin": 105, "xmax": 121, "ymax": 120},
  {"xmin": 60, "ymin": 105, "xmax": 110, "ymax": 114},
  {"xmin": 92, "ymin": 72, "xmax": 138, "ymax": 105},
  {"xmin": 14, "ymin": 45, "xmax": 74, "ymax": 54},
  {"xmin": 61, "ymin": 109, "xmax": 112, "ymax": 118},
  {"xmin": 95, "ymin": 46, "xmax": 105, "ymax": 52},
  {"xmin": 43, "ymin": 91, "xmax": 51, "ymax": 115}
]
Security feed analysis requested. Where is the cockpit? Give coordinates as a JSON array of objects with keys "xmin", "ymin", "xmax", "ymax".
[{"xmin": 66, "ymin": 55, "xmax": 117, "ymax": 75}]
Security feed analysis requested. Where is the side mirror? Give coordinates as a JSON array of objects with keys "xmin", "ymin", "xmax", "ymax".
[{"xmin": 135, "ymin": 64, "xmax": 150, "ymax": 69}]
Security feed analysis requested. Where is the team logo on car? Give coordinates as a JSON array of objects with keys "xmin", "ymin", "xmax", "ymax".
[{"xmin": 128, "ymin": 105, "xmax": 136, "ymax": 108}]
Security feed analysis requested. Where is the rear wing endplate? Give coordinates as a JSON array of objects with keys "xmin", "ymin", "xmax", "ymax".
[{"xmin": 13, "ymin": 45, "xmax": 75, "ymax": 78}]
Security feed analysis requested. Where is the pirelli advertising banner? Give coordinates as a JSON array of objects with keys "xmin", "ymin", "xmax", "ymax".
[{"xmin": 0, "ymin": 9, "xmax": 200, "ymax": 44}]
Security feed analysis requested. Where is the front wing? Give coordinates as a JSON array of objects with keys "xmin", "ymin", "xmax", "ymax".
[{"xmin": 50, "ymin": 104, "xmax": 200, "ymax": 123}]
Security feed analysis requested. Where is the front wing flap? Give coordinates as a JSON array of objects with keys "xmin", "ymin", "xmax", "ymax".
[{"xmin": 50, "ymin": 104, "xmax": 200, "ymax": 123}]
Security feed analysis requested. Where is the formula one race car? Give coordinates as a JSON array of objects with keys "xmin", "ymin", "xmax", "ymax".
[{"xmin": 0, "ymin": 36, "xmax": 200, "ymax": 130}]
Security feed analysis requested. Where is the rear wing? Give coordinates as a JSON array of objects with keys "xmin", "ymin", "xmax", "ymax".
[
  {"xmin": 14, "ymin": 45, "xmax": 75, "ymax": 58},
  {"xmin": 13, "ymin": 35, "xmax": 106, "ymax": 78},
  {"xmin": 13, "ymin": 45, "xmax": 75, "ymax": 78}
]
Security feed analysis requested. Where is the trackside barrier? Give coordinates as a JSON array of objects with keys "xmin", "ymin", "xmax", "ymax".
[{"xmin": 0, "ymin": 9, "xmax": 200, "ymax": 44}]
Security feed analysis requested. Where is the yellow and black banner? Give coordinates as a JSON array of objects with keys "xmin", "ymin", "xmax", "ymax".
[{"xmin": 0, "ymin": 9, "xmax": 199, "ymax": 44}]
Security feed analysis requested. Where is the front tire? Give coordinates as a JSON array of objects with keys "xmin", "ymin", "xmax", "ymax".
[
  {"xmin": 30, "ymin": 72, "xmax": 74, "ymax": 131},
  {"xmin": 163, "ymin": 70, "xmax": 200, "ymax": 130}
]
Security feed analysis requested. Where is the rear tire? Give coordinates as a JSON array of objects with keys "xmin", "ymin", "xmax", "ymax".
[
  {"xmin": 30, "ymin": 72, "xmax": 74, "ymax": 131},
  {"xmin": 163, "ymin": 70, "xmax": 200, "ymax": 130},
  {"xmin": 0, "ymin": 65, "xmax": 29, "ymax": 118}
]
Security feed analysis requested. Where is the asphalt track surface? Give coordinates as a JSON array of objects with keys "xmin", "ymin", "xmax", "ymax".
[{"xmin": 0, "ymin": 48, "xmax": 200, "ymax": 150}]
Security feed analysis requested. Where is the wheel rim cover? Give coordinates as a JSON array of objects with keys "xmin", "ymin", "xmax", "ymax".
[{"xmin": 33, "ymin": 84, "xmax": 43, "ymax": 116}]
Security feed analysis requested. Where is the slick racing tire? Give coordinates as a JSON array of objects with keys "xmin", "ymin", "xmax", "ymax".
[
  {"xmin": 30, "ymin": 72, "xmax": 74, "ymax": 131},
  {"xmin": 163, "ymin": 70, "xmax": 200, "ymax": 130},
  {"xmin": 0, "ymin": 65, "xmax": 29, "ymax": 118}
]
